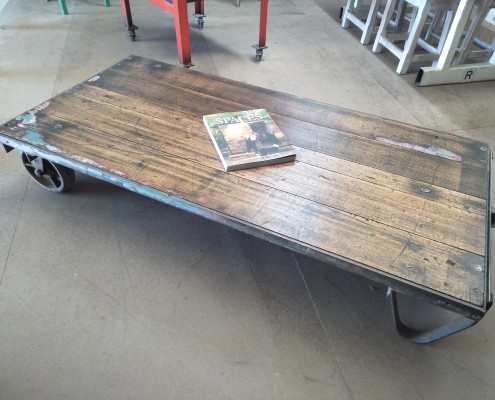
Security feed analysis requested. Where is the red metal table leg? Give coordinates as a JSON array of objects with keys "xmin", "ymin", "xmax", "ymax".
[
  {"xmin": 253, "ymin": 0, "xmax": 269, "ymax": 61},
  {"xmin": 174, "ymin": 0, "xmax": 193, "ymax": 67},
  {"xmin": 195, "ymin": 0, "xmax": 204, "ymax": 15},
  {"xmin": 119, "ymin": 0, "xmax": 138, "ymax": 40},
  {"xmin": 259, "ymin": 0, "xmax": 268, "ymax": 48}
]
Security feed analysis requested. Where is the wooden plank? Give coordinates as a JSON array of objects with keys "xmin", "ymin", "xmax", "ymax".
[
  {"xmin": 81, "ymin": 67, "xmax": 489, "ymax": 199},
  {"xmin": 293, "ymin": 147, "xmax": 485, "ymax": 216},
  {"xmin": 274, "ymin": 116, "xmax": 489, "ymax": 200},
  {"xmin": 2, "ymin": 106, "xmax": 486, "ymax": 306},
  {"xmin": 108, "ymin": 56, "xmax": 490, "ymax": 169},
  {"xmin": 243, "ymin": 162, "xmax": 486, "ymax": 255},
  {"xmin": 37, "ymin": 93, "xmax": 486, "ymax": 255}
]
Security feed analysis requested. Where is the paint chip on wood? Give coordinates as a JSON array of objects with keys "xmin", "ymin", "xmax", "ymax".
[{"xmin": 375, "ymin": 136, "xmax": 462, "ymax": 161}]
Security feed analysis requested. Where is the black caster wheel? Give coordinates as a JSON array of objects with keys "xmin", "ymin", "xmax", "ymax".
[{"xmin": 21, "ymin": 152, "xmax": 75, "ymax": 193}]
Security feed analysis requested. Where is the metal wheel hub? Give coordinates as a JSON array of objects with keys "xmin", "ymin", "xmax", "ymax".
[{"xmin": 21, "ymin": 152, "xmax": 76, "ymax": 193}]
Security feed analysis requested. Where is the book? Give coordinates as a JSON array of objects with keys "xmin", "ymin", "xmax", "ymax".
[{"xmin": 203, "ymin": 109, "xmax": 296, "ymax": 172}]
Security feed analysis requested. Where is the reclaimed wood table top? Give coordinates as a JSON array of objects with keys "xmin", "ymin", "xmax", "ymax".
[{"xmin": 0, "ymin": 55, "xmax": 491, "ymax": 319}]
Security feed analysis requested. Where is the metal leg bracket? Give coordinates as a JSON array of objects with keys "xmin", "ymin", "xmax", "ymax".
[
  {"xmin": 387, "ymin": 288, "xmax": 479, "ymax": 344},
  {"xmin": 3, "ymin": 144, "xmax": 14, "ymax": 153}
]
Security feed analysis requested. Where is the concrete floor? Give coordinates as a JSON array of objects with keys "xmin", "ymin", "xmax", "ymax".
[{"xmin": 1, "ymin": 0, "xmax": 495, "ymax": 399}]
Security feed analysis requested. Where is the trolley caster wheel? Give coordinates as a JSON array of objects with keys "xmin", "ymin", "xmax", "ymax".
[
  {"xmin": 127, "ymin": 25, "xmax": 138, "ymax": 41},
  {"xmin": 252, "ymin": 45, "xmax": 266, "ymax": 62},
  {"xmin": 194, "ymin": 14, "xmax": 205, "ymax": 29},
  {"xmin": 21, "ymin": 152, "xmax": 75, "ymax": 193}
]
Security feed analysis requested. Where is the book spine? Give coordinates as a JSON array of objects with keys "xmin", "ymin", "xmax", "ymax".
[{"xmin": 203, "ymin": 116, "xmax": 229, "ymax": 171}]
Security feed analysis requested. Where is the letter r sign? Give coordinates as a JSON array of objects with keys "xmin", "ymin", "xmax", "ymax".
[{"xmin": 464, "ymin": 70, "xmax": 474, "ymax": 81}]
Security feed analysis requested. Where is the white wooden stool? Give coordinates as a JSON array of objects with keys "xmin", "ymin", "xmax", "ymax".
[
  {"xmin": 415, "ymin": 0, "xmax": 495, "ymax": 85},
  {"xmin": 341, "ymin": 0, "xmax": 407, "ymax": 44},
  {"xmin": 453, "ymin": 0, "xmax": 494, "ymax": 64},
  {"xmin": 341, "ymin": 0, "xmax": 384, "ymax": 44},
  {"xmin": 372, "ymin": 0, "xmax": 459, "ymax": 73}
]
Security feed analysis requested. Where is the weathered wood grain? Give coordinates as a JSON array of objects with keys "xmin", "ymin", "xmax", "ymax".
[
  {"xmin": 0, "ymin": 56, "xmax": 489, "ymax": 310},
  {"xmin": 83, "ymin": 67, "xmax": 489, "ymax": 199},
  {"xmin": 36, "ymin": 94, "xmax": 487, "ymax": 255},
  {"xmin": 5, "ymin": 116, "xmax": 486, "ymax": 305},
  {"xmin": 109, "ymin": 56, "xmax": 490, "ymax": 168},
  {"xmin": 60, "ymin": 85, "xmax": 487, "ymax": 217}
]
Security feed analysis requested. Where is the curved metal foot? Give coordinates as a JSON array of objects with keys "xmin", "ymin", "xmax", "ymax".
[{"xmin": 387, "ymin": 288, "xmax": 479, "ymax": 344}]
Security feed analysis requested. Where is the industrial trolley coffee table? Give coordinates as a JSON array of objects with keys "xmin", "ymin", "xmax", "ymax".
[{"xmin": 0, "ymin": 56, "xmax": 492, "ymax": 343}]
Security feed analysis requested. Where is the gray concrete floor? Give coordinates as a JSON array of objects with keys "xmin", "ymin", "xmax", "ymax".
[{"xmin": 1, "ymin": 0, "xmax": 495, "ymax": 399}]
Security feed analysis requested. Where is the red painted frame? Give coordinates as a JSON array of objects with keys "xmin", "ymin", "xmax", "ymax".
[{"xmin": 119, "ymin": 0, "xmax": 269, "ymax": 67}]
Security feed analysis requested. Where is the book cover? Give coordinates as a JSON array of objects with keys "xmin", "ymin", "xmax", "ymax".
[{"xmin": 203, "ymin": 109, "xmax": 296, "ymax": 172}]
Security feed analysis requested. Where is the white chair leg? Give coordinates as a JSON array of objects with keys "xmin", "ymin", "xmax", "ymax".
[
  {"xmin": 361, "ymin": 0, "xmax": 383, "ymax": 44},
  {"xmin": 341, "ymin": 0, "xmax": 354, "ymax": 28},
  {"xmin": 396, "ymin": 0, "xmax": 433, "ymax": 73},
  {"xmin": 373, "ymin": 0, "xmax": 399, "ymax": 52}
]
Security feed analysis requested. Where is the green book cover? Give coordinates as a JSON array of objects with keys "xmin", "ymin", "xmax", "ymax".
[{"xmin": 203, "ymin": 109, "xmax": 296, "ymax": 171}]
